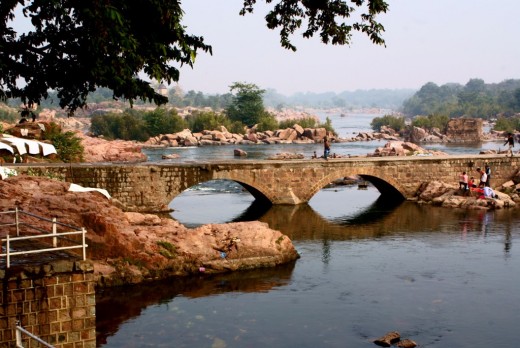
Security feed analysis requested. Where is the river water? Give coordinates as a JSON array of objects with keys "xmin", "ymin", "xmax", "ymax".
[{"xmin": 96, "ymin": 113, "xmax": 520, "ymax": 348}]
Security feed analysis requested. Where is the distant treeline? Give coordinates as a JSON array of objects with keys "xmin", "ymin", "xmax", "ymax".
[
  {"xmin": 402, "ymin": 79, "xmax": 520, "ymax": 118},
  {"xmin": 5, "ymin": 86, "xmax": 415, "ymax": 111}
]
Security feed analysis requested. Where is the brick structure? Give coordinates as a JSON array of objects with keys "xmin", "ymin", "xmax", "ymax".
[
  {"xmin": 446, "ymin": 118, "xmax": 483, "ymax": 143},
  {"xmin": 0, "ymin": 260, "xmax": 95, "ymax": 347},
  {"xmin": 11, "ymin": 154, "xmax": 520, "ymax": 212}
]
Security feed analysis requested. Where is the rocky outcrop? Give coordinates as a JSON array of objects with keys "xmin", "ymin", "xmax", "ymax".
[
  {"xmin": 368, "ymin": 141, "xmax": 448, "ymax": 157},
  {"xmin": 77, "ymin": 132, "xmax": 148, "ymax": 163},
  {"xmin": 144, "ymin": 125, "xmax": 336, "ymax": 147},
  {"xmin": 413, "ymin": 180, "xmax": 516, "ymax": 209},
  {"xmin": 5, "ymin": 121, "xmax": 57, "ymax": 140},
  {"xmin": 0, "ymin": 176, "xmax": 299, "ymax": 287}
]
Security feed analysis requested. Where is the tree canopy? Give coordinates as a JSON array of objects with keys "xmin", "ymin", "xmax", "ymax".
[
  {"xmin": 1, "ymin": 1, "xmax": 388, "ymax": 114},
  {"xmin": 226, "ymin": 82, "xmax": 270, "ymax": 127},
  {"xmin": 402, "ymin": 79, "xmax": 520, "ymax": 119}
]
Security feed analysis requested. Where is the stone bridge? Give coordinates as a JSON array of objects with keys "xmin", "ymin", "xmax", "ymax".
[{"xmin": 13, "ymin": 155, "xmax": 520, "ymax": 212}]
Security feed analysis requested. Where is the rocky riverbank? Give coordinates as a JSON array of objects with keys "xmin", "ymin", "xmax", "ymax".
[{"xmin": 0, "ymin": 176, "xmax": 299, "ymax": 287}]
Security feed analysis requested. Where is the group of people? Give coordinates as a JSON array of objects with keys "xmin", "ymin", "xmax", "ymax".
[{"xmin": 459, "ymin": 164, "xmax": 496, "ymax": 198}]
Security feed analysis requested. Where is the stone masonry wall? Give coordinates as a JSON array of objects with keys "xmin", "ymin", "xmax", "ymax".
[
  {"xmin": 0, "ymin": 260, "xmax": 95, "ymax": 347},
  {"xmin": 446, "ymin": 118, "xmax": 483, "ymax": 143},
  {"xmin": 10, "ymin": 155, "xmax": 520, "ymax": 211}
]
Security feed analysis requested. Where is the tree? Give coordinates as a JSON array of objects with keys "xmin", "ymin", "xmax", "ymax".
[
  {"xmin": 1, "ymin": 1, "xmax": 388, "ymax": 114},
  {"xmin": 143, "ymin": 108, "xmax": 186, "ymax": 136},
  {"xmin": 241, "ymin": 0, "xmax": 388, "ymax": 51},
  {"xmin": 226, "ymin": 82, "xmax": 271, "ymax": 127},
  {"xmin": 1, "ymin": 1, "xmax": 211, "ymax": 114}
]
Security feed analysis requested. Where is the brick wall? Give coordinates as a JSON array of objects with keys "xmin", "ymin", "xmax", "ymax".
[{"xmin": 0, "ymin": 260, "xmax": 95, "ymax": 347}]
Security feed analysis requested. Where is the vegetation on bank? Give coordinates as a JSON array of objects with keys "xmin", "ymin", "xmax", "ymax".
[
  {"xmin": 370, "ymin": 113, "xmax": 451, "ymax": 133},
  {"xmin": 89, "ymin": 82, "xmax": 336, "ymax": 141},
  {"xmin": 402, "ymin": 79, "xmax": 520, "ymax": 119}
]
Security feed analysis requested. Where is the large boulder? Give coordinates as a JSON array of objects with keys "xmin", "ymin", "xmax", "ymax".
[
  {"xmin": 0, "ymin": 176, "xmax": 300, "ymax": 287},
  {"xmin": 79, "ymin": 133, "xmax": 147, "ymax": 162},
  {"xmin": 409, "ymin": 126, "xmax": 428, "ymax": 142}
]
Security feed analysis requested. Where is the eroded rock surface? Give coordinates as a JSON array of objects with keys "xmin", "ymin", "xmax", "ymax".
[{"xmin": 0, "ymin": 176, "xmax": 299, "ymax": 287}]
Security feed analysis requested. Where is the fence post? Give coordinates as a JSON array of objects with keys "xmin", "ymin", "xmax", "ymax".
[
  {"xmin": 15, "ymin": 321, "xmax": 22, "ymax": 348},
  {"xmin": 15, "ymin": 207, "xmax": 20, "ymax": 237},
  {"xmin": 6, "ymin": 234, "xmax": 10, "ymax": 268},
  {"xmin": 82, "ymin": 228, "xmax": 87, "ymax": 260},
  {"xmin": 52, "ymin": 217, "xmax": 57, "ymax": 247}
]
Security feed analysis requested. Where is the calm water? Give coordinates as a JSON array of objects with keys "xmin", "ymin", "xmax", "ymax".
[{"xmin": 96, "ymin": 113, "xmax": 520, "ymax": 347}]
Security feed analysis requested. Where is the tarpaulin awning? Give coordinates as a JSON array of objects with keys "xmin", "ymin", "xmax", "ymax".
[{"xmin": 0, "ymin": 135, "xmax": 57, "ymax": 156}]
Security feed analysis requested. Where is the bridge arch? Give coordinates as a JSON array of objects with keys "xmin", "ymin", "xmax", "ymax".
[{"xmin": 306, "ymin": 168, "xmax": 407, "ymax": 203}]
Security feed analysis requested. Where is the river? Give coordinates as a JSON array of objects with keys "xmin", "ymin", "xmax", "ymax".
[{"xmin": 95, "ymin": 113, "xmax": 520, "ymax": 348}]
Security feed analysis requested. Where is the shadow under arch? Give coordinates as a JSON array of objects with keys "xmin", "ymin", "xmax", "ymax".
[
  {"xmin": 168, "ymin": 179, "xmax": 272, "ymax": 225},
  {"xmin": 358, "ymin": 174, "xmax": 406, "ymax": 202}
]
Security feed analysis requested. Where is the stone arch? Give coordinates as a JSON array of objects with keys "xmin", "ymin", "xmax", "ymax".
[{"xmin": 305, "ymin": 168, "xmax": 407, "ymax": 202}]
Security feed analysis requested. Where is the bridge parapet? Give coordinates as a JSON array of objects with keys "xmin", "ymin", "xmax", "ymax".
[{"xmin": 11, "ymin": 155, "xmax": 519, "ymax": 212}]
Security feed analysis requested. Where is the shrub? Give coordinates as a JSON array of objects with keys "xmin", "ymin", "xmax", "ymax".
[
  {"xmin": 185, "ymin": 111, "xmax": 230, "ymax": 133},
  {"xmin": 143, "ymin": 108, "xmax": 187, "ymax": 136},
  {"xmin": 47, "ymin": 131, "xmax": 84, "ymax": 162},
  {"xmin": 371, "ymin": 115, "xmax": 406, "ymax": 131},
  {"xmin": 278, "ymin": 116, "xmax": 319, "ymax": 129}
]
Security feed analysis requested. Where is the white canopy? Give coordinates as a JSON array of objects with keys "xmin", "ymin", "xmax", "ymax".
[
  {"xmin": 0, "ymin": 142, "xmax": 14, "ymax": 154},
  {"xmin": 0, "ymin": 135, "xmax": 57, "ymax": 156}
]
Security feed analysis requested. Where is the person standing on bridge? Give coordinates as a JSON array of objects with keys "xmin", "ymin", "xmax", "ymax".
[
  {"xmin": 504, "ymin": 133, "xmax": 514, "ymax": 157},
  {"xmin": 323, "ymin": 136, "xmax": 331, "ymax": 161}
]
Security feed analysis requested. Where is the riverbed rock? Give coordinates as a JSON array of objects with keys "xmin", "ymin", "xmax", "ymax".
[
  {"xmin": 267, "ymin": 152, "xmax": 305, "ymax": 160},
  {"xmin": 78, "ymin": 133, "xmax": 148, "ymax": 163},
  {"xmin": 0, "ymin": 176, "xmax": 299, "ymax": 287},
  {"xmin": 234, "ymin": 148, "xmax": 247, "ymax": 157},
  {"xmin": 416, "ymin": 180, "xmax": 516, "ymax": 209}
]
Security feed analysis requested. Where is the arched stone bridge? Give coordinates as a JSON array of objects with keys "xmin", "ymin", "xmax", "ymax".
[{"xmin": 13, "ymin": 155, "xmax": 520, "ymax": 212}]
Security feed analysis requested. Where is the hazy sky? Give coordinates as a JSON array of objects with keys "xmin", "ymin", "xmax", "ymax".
[{"xmin": 176, "ymin": 0, "xmax": 520, "ymax": 96}]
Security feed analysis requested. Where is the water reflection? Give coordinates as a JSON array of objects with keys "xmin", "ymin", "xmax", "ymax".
[
  {"xmin": 97, "ymin": 185, "xmax": 519, "ymax": 347},
  {"xmin": 96, "ymin": 263, "xmax": 295, "ymax": 346}
]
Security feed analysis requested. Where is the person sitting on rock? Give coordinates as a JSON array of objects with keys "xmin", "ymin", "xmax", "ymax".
[{"xmin": 483, "ymin": 186, "xmax": 496, "ymax": 199}]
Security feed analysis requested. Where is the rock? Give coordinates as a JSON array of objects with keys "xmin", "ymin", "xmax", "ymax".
[
  {"xmin": 409, "ymin": 126, "xmax": 428, "ymax": 142},
  {"xmin": 314, "ymin": 128, "xmax": 327, "ymax": 140},
  {"xmin": 5, "ymin": 122, "xmax": 57, "ymax": 140},
  {"xmin": 417, "ymin": 181, "xmax": 457, "ymax": 201},
  {"xmin": 293, "ymin": 124, "xmax": 304, "ymax": 136},
  {"xmin": 374, "ymin": 331, "xmax": 400, "ymax": 347},
  {"xmin": 267, "ymin": 152, "xmax": 304, "ymax": 160},
  {"xmin": 302, "ymin": 128, "xmax": 315, "ymax": 139},
  {"xmin": 182, "ymin": 135, "xmax": 198, "ymax": 146},
  {"xmin": 234, "ymin": 149, "xmax": 247, "ymax": 157},
  {"xmin": 79, "ymin": 133, "xmax": 147, "ymax": 163},
  {"xmin": 396, "ymin": 339, "xmax": 417, "ymax": 348},
  {"xmin": 0, "ymin": 176, "xmax": 299, "ymax": 287},
  {"xmin": 246, "ymin": 133, "xmax": 258, "ymax": 143},
  {"xmin": 161, "ymin": 154, "xmax": 180, "ymax": 160}
]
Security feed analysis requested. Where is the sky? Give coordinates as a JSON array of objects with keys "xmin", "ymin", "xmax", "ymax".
[{"xmin": 175, "ymin": 0, "xmax": 520, "ymax": 96}]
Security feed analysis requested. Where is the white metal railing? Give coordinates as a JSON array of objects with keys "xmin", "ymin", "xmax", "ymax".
[
  {"xmin": 0, "ymin": 208, "xmax": 87, "ymax": 268},
  {"xmin": 16, "ymin": 321, "xmax": 55, "ymax": 348}
]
